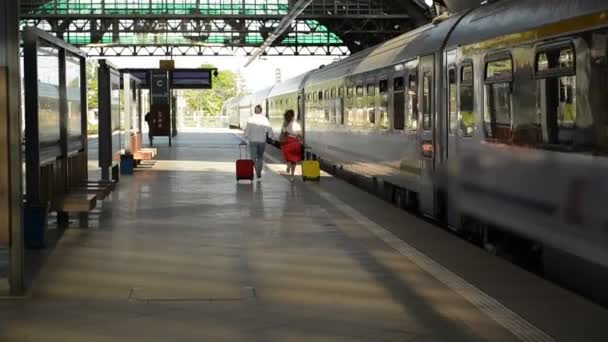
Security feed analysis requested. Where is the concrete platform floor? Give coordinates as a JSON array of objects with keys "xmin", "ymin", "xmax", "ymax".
[{"xmin": 1, "ymin": 130, "xmax": 607, "ymax": 341}]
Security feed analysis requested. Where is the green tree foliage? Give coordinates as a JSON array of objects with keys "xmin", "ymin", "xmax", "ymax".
[
  {"xmin": 87, "ymin": 61, "xmax": 99, "ymax": 110},
  {"xmin": 183, "ymin": 64, "xmax": 237, "ymax": 116}
]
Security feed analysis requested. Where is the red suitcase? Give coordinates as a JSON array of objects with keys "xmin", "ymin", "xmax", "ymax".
[{"xmin": 236, "ymin": 143, "xmax": 254, "ymax": 181}]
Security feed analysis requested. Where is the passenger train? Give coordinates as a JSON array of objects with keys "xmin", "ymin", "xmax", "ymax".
[{"xmin": 225, "ymin": 0, "xmax": 608, "ymax": 304}]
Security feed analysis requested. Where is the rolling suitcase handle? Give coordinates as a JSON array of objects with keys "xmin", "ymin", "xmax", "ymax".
[
  {"xmin": 239, "ymin": 142, "xmax": 249, "ymax": 160},
  {"xmin": 303, "ymin": 145, "xmax": 315, "ymax": 161}
]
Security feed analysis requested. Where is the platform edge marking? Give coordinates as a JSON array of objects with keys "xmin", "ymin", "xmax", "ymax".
[
  {"xmin": 264, "ymin": 153, "xmax": 554, "ymax": 342},
  {"xmin": 304, "ymin": 182, "xmax": 555, "ymax": 342}
]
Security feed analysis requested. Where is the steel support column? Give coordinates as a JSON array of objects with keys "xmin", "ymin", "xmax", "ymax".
[{"xmin": 0, "ymin": 0, "xmax": 24, "ymax": 295}]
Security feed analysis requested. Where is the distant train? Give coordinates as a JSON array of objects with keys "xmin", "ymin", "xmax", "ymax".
[{"xmin": 225, "ymin": 0, "xmax": 608, "ymax": 304}]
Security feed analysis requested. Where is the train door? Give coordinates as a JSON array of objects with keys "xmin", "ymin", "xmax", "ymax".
[
  {"xmin": 445, "ymin": 51, "xmax": 459, "ymax": 226},
  {"xmin": 419, "ymin": 55, "xmax": 436, "ymax": 217},
  {"xmin": 298, "ymin": 90, "xmax": 305, "ymax": 138},
  {"xmin": 445, "ymin": 50, "xmax": 458, "ymax": 160}
]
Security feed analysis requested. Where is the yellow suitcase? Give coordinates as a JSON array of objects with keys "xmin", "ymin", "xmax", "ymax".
[{"xmin": 302, "ymin": 159, "xmax": 320, "ymax": 181}]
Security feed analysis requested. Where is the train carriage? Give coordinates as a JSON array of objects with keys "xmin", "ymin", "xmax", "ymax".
[{"xmin": 224, "ymin": 0, "xmax": 608, "ymax": 305}]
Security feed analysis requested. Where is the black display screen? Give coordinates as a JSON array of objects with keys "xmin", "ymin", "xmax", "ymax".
[{"xmin": 171, "ymin": 70, "xmax": 212, "ymax": 89}]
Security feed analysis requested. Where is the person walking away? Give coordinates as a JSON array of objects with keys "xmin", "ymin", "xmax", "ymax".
[
  {"xmin": 243, "ymin": 105, "xmax": 274, "ymax": 181},
  {"xmin": 280, "ymin": 109, "xmax": 302, "ymax": 181},
  {"xmin": 144, "ymin": 112, "xmax": 153, "ymax": 146}
]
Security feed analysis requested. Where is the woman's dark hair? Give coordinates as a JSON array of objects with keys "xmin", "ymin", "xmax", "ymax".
[
  {"xmin": 283, "ymin": 109, "xmax": 295, "ymax": 126},
  {"xmin": 254, "ymin": 105, "xmax": 263, "ymax": 113}
]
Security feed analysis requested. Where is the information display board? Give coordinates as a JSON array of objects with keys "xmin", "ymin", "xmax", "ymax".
[
  {"xmin": 150, "ymin": 71, "xmax": 171, "ymax": 137},
  {"xmin": 171, "ymin": 69, "xmax": 212, "ymax": 89},
  {"xmin": 151, "ymin": 71, "xmax": 169, "ymax": 105}
]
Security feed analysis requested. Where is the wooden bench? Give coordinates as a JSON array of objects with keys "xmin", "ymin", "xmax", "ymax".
[
  {"xmin": 58, "ymin": 193, "xmax": 98, "ymax": 213},
  {"xmin": 131, "ymin": 133, "xmax": 158, "ymax": 162},
  {"xmin": 70, "ymin": 184, "xmax": 112, "ymax": 200}
]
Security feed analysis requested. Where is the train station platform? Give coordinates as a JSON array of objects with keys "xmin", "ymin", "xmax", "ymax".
[{"xmin": 1, "ymin": 130, "xmax": 607, "ymax": 342}]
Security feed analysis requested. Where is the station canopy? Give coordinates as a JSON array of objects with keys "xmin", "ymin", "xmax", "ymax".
[{"xmin": 20, "ymin": 0, "xmax": 433, "ymax": 57}]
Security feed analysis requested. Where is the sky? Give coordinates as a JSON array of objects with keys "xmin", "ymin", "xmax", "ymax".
[{"xmin": 99, "ymin": 55, "xmax": 341, "ymax": 93}]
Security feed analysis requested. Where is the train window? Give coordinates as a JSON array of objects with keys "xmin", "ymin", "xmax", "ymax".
[
  {"xmin": 448, "ymin": 67, "xmax": 458, "ymax": 135},
  {"xmin": 484, "ymin": 82, "xmax": 512, "ymax": 142},
  {"xmin": 367, "ymin": 83, "xmax": 375, "ymax": 125},
  {"xmin": 460, "ymin": 63, "xmax": 475, "ymax": 137},
  {"xmin": 394, "ymin": 77, "xmax": 404, "ymax": 91},
  {"xmin": 379, "ymin": 80, "xmax": 389, "ymax": 129},
  {"xmin": 422, "ymin": 72, "xmax": 432, "ymax": 131},
  {"xmin": 407, "ymin": 72, "xmax": 418, "ymax": 131},
  {"xmin": 347, "ymin": 86, "xmax": 353, "ymax": 97},
  {"xmin": 318, "ymin": 91, "xmax": 323, "ymax": 100},
  {"xmin": 485, "ymin": 55, "xmax": 513, "ymax": 142},
  {"xmin": 356, "ymin": 85, "xmax": 364, "ymax": 97},
  {"xmin": 536, "ymin": 42, "xmax": 575, "ymax": 77},
  {"xmin": 486, "ymin": 57, "xmax": 513, "ymax": 82},
  {"xmin": 338, "ymin": 87, "xmax": 343, "ymax": 97},
  {"xmin": 535, "ymin": 42, "xmax": 579, "ymax": 147},
  {"xmin": 330, "ymin": 88, "xmax": 336, "ymax": 98},
  {"xmin": 367, "ymin": 83, "xmax": 374, "ymax": 94},
  {"xmin": 379, "ymin": 79, "xmax": 388, "ymax": 93}
]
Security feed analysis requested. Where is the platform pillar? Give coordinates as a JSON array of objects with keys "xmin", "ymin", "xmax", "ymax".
[{"xmin": 0, "ymin": 0, "xmax": 24, "ymax": 294}]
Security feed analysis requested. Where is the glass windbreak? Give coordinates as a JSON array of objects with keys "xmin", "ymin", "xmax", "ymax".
[
  {"xmin": 66, "ymin": 53, "xmax": 83, "ymax": 151},
  {"xmin": 37, "ymin": 42, "xmax": 61, "ymax": 149},
  {"xmin": 131, "ymin": 80, "xmax": 141, "ymax": 132},
  {"xmin": 110, "ymin": 72, "xmax": 122, "ymax": 157}
]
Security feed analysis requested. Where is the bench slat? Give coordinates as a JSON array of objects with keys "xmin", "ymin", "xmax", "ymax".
[{"xmin": 59, "ymin": 193, "xmax": 97, "ymax": 212}]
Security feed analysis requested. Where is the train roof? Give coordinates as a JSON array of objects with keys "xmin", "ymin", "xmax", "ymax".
[
  {"xmin": 237, "ymin": 93, "xmax": 253, "ymax": 106},
  {"xmin": 305, "ymin": 14, "xmax": 464, "ymax": 85},
  {"xmin": 252, "ymin": 86, "xmax": 273, "ymax": 100},
  {"xmin": 267, "ymin": 71, "xmax": 312, "ymax": 98},
  {"xmin": 446, "ymin": 0, "xmax": 608, "ymax": 49}
]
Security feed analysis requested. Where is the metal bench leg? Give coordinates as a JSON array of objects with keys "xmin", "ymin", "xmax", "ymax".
[
  {"xmin": 57, "ymin": 211, "xmax": 69, "ymax": 228},
  {"xmin": 78, "ymin": 212, "xmax": 89, "ymax": 228}
]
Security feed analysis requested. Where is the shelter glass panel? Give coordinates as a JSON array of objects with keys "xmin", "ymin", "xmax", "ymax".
[
  {"xmin": 111, "ymin": 72, "xmax": 121, "ymax": 157},
  {"xmin": 37, "ymin": 42, "xmax": 61, "ymax": 148},
  {"xmin": 66, "ymin": 52, "xmax": 83, "ymax": 150}
]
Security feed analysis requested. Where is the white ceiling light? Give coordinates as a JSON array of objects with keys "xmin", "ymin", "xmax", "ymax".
[{"xmin": 424, "ymin": 0, "xmax": 434, "ymax": 7}]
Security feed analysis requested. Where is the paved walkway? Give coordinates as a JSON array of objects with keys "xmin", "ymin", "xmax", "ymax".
[{"xmin": 0, "ymin": 130, "xmax": 606, "ymax": 341}]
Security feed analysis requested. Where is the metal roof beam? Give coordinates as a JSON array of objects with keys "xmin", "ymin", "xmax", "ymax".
[{"xmin": 244, "ymin": 0, "xmax": 313, "ymax": 67}]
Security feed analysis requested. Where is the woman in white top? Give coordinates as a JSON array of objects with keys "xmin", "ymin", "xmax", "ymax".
[{"xmin": 280, "ymin": 110, "xmax": 302, "ymax": 180}]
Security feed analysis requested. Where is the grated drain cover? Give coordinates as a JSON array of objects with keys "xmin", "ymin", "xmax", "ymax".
[{"xmin": 128, "ymin": 286, "xmax": 257, "ymax": 304}]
